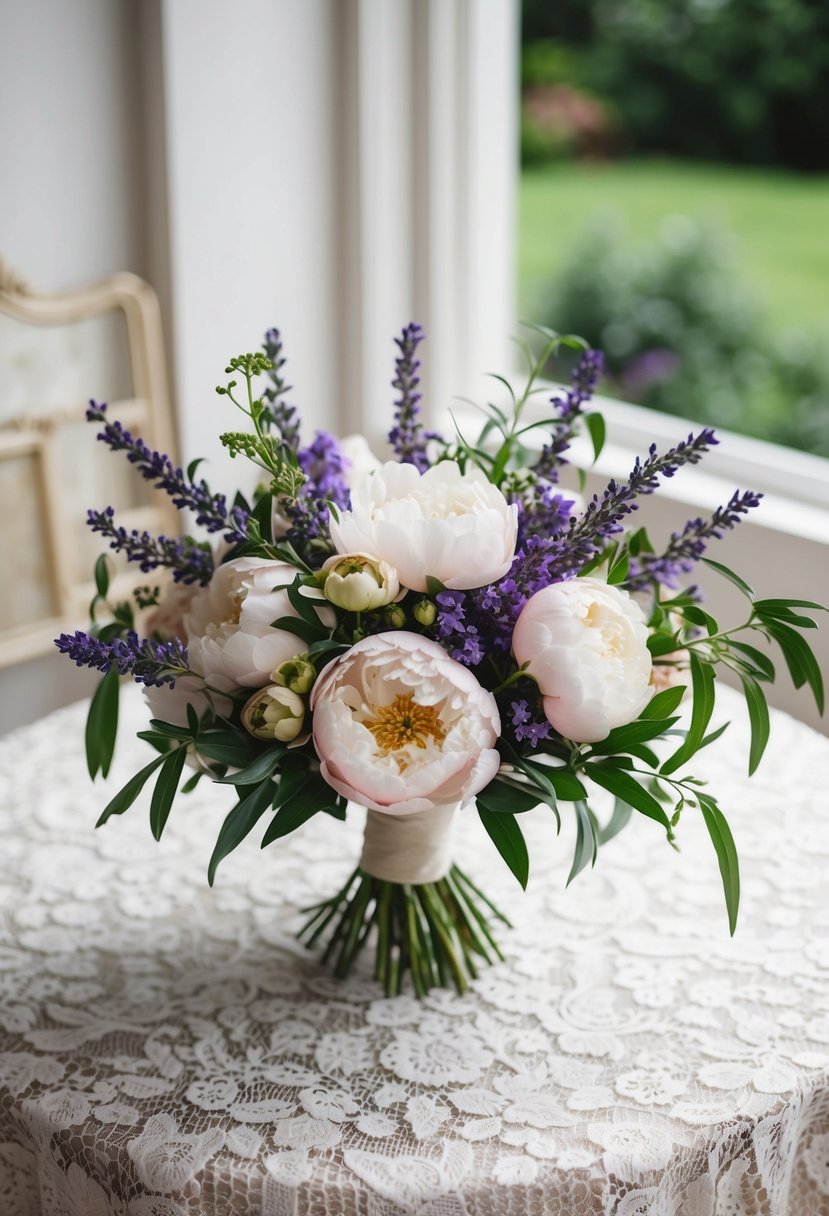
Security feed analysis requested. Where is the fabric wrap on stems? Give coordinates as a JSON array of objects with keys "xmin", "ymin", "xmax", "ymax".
[{"xmin": 359, "ymin": 804, "xmax": 457, "ymax": 885}]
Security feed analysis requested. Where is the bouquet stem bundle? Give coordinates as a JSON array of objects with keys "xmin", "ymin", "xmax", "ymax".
[{"xmin": 299, "ymin": 867, "xmax": 509, "ymax": 996}]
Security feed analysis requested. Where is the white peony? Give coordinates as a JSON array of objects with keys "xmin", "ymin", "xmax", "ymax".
[
  {"xmin": 512, "ymin": 577, "xmax": 652, "ymax": 743},
  {"xmin": 311, "ymin": 631, "xmax": 501, "ymax": 815},
  {"xmin": 329, "ymin": 460, "xmax": 518, "ymax": 592},
  {"xmin": 184, "ymin": 556, "xmax": 331, "ymax": 691}
]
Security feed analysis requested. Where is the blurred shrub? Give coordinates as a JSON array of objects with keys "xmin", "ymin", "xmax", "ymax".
[
  {"xmin": 543, "ymin": 214, "xmax": 829, "ymax": 455},
  {"xmin": 520, "ymin": 40, "xmax": 623, "ymax": 165},
  {"xmin": 522, "ymin": 0, "xmax": 829, "ymax": 171}
]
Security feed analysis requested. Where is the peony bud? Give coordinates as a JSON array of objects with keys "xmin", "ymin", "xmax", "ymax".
[
  {"xmin": 413, "ymin": 599, "xmax": 437, "ymax": 627},
  {"xmin": 384, "ymin": 604, "xmax": 407, "ymax": 629},
  {"xmin": 320, "ymin": 552, "xmax": 399, "ymax": 612},
  {"xmin": 242, "ymin": 685, "xmax": 305, "ymax": 742},
  {"xmin": 272, "ymin": 656, "xmax": 316, "ymax": 696}
]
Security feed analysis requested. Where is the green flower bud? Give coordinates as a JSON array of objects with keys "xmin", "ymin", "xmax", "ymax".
[
  {"xmin": 241, "ymin": 685, "xmax": 305, "ymax": 742},
  {"xmin": 272, "ymin": 656, "xmax": 316, "ymax": 696},
  {"xmin": 384, "ymin": 604, "xmax": 407, "ymax": 629},
  {"xmin": 413, "ymin": 598, "xmax": 437, "ymax": 627},
  {"xmin": 320, "ymin": 552, "xmax": 400, "ymax": 612}
]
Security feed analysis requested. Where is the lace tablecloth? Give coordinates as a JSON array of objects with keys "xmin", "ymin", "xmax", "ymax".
[{"xmin": 0, "ymin": 687, "xmax": 828, "ymax": 1216}]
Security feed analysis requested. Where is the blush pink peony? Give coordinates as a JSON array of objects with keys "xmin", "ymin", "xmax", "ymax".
[
  {"xmin": 311, "ymin": 631, "xmax": 501, "ymax": 815},
  {"xmin": 512, "ymin": 577, "xmax": 652, "ymax": 743}
]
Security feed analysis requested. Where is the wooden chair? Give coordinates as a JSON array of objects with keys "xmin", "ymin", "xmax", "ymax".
[{"xmin": 0, "ymin": 259, "xmax": 178, "ymax": 667}]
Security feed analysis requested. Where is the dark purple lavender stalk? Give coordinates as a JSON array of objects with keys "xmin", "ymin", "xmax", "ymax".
[
  {"xmin": 432, "ymin": 591, "xmax": 485, "ymax": 667},
  {"xmin": 534, "ymin": 349, "xmax": 604, "ymax": 482},
  {"xmin": 283, "ymin": 430, "xmax": 352, "ymax": 553},
  {"xmin": 261, "ymin": 328, "xmax": 301, "ymax": 449},
  {"xmin": 86, "ymin": 402, "xmax": 249, "ymax": 543},
  {"xmin": 466, "ymin": 428, "xmax": 720, "ymax": 654},
  {"xmin": 512, "ymin": 481, "xmax": 579, "ymax": 546},
  {"xmin": 625, "ymin": 489, "xmax": 763, "ymax": 591},
  {"xmin": 87, "ymin": 508, "xmax": 214, "ymax": 584},
  {"xmin": 388, "ymin": 323, "xmax": 440, "ymax": 471},
  {"xmin": 55, "ymin": 630, "xmax": 190, "ymax": 687}
]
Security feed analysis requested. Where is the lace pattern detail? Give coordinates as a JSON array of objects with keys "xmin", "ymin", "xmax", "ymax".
[{"xmin": 0, "ymin": 687, "xmax": 827, "ymax": 1214}]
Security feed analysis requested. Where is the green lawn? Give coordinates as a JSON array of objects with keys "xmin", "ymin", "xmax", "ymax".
[{"xmin": 519, "ymin": 160, "xmax": 829, "ymax": 333}]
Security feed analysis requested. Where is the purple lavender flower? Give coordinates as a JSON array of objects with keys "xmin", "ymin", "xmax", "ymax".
[
  {"xmin": 55, "ymin": 630, "xmax": 190, "ymax": 687},
  {"xmin": 86, "ymin": 402, "xmax": 249, "ymax": 543},
  {"xmin": 625, "ymin": 489, "xmax": 763, "ymax": 590},
  {"xmin": 388, "ymin": 323, "xmax": 442, "ymax": 471},
  {"xmin": 509, "ymin": 699, "xmax": 553, "ymax": 748},
  {"xmin": 283, "ymin": 430, "xmax": 352, "ymax": 553},
  {"xmin": 432, "ymin": 591, "xmax": 484, "ymax": 667},
  {"xmin": 511, "ymin": 479, "xmax": 578, "ymax": 546},
  {"xmin": 87, "ymin": 507, "xmax": 213, "ymax": 584},
  {"xmin": 534, "ymin": 349, "xmax": 604, "ymax": 481},
  {"xmin": 261, "ymin": 328, "xmax": 301, "ymax": 448}
]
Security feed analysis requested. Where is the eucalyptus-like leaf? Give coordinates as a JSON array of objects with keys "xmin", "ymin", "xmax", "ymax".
[
  {"xmin": 701, "ymin": 558, "xmax": 754, "ymax": 599},
  {"xmin": 765, "ymin": 621, "xmax": 825, "ymax": 714},
  {"xmin": 567, "ymin": 800, "xmax": 598, "ymax": 885},
  {"xmin": 96, "ymin": 751, "xmax": 168, "ymax": 827},
  {"xmin": 207, "ymin": 781, "xmax": 276, "ymax": 885},
  {"xmin": 476, "ymin": 779, "xmax": 542, "ymax": 815},
  {"xmin": 738, "ymin": 674, "xmax": 770, "ymax": 775},
  {"xmin": 597, "ymin": 797, "xmax": 634, "ymax": 846},
  {"xmin": 698, "ymin": 794, "xmax": 740, "ymax": 935},
  {"xmin": 149, "ymin": 744, "xmax": 189, "ymax": 840},
  {"xmin": 85, "ymin": 666, "xmax": 120, "ymax": 780},
  {"xmin": 661, "ymin": 653, "xmax": 716, "ymax": 776},
  {"xmin": 477, "ymin": 807, "xmax": 529, "ymax": 889},
  {"xmin": 585, "ymin": 763, "xmax": 672, "ymax": 833}
]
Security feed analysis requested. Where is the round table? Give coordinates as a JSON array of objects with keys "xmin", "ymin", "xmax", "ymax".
[{"xmin": 0, "ymin": 686, "xmax": 828, "ymax": 1216}]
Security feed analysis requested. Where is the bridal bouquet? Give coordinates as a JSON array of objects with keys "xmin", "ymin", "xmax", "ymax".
[{"xmin": 57, "ymin": 325, "xmax": 824, "ymax": 996}]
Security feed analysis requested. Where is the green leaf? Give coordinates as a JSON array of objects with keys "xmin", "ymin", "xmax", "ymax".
[
  {"xmin": 567, "ymin": 800, "xmax": 598, "ymax": 885},
  {"xmin": 727, "ymin": 641, "xmax": 775, "ymax": 682},
  {"xmin": 425, "ymin": 576, "xmax": 447, "ymax": 598},
  {"xmin": 181, "ymin": 771, "xmax": 203, "ymax": 795},
  {"xmin": 287, "ymin": 578, "xmax": 328, "ymax": 627},
  {"xmin": 207, "ymin": 781, "xmax": 275, "ymax": 885},
  {"xmin": 524, "ymin": 762, "xmax": 586, "ymax": 801},
  {"xmin": 661, "ymin": 653, "xmax": 716, "ymax": 775},
  {"xmin": 261, "ymin": 776, "xmax": 336, "ymax": 846},
  {"xmin": 585, "ymin": 763, "xmax": 672, "ymax": 832},
  {"xmin": 682, "ymin": 604, "xmax": 718, "ymax": 635},
  {"xmin": 148, "ymin": 718, "xmax": 193, "ymax": 739},
  {"xmin": 738, "ymin": 674, "xmax": 770, "ymax": 775},
  {"xmin": 96, "ymin": 750, "xmax": 168, "ymax": 827},
  {"xmin": 698, "ymin": 794, "xmax": 740, "ymax": 935},
  {"xmin": 648, "ymin": 632, "xmax": 682, "ymax": 658},
  {"xmin": 701, "ymin": 558, "xmax": 754, "ymax": 599},
  {"xmin": 186, "ymin": 702, "xmax": 201, "ymax": 737},
  {"xmin": 149, "ymin": 745, "xmax": 188, "ymax": 840},
  {"xmin": 476, "ymin": 779, "xmax": 542, "ymax": 815},
  {"xmin": 85, "ymin": 666, "xmax": 120, "ymax": 780},
  {"xmin": 250, "ymin": 489, "xmax": 274, "ymax": 544},
  {"xmin": 94, "ymin": 554, "xmax": 110, "ymax": 599},
  {"xmin": 607, "ymin": 552, "xmax": 630, "ymax": 586},
  {"xmin": 196, "ymin": 732, "xmax": 257, "ymax": 768},
  {"xmin": 477, "ymin": 807, "xmax": 529, "ymax": 889},
  {"xmin": 585, "ymin": 412, "xmax": 606, "ymax": 463},
  {"xmin": 590, "ymin": 717, "xmax": 679, "ymax": 755},
  {"xmin": 754, "ymin": 598, "xmax": 826, "ymax": 612},
  {"xmin": 270, "ymin": 615, "xmax": 324, "ymax": 645},
  {"xmin": 598, "ymin": 797, "xmax": 634, "ymax": 845},
  {"xmin": 187, "ymin": 457, "xmax": 204, "ymax": 481},
  {"xmin": 755, "ymin": 602, "xmax": 819, "ymax": 629},
  {"xmin": 640, "ymin": 685, "xmax": 687, "ymax": 720},
  {"xmin": 765, "ymin": 621, "xmax": 825, "ymax": 714},
  {"xmin": 215, "ymin": 747, "xmax": 284, "ymax": 786}
]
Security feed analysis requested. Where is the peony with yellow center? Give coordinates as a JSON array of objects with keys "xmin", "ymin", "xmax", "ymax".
[{"xmin": 311, "ymin": 631, "xmax": 501, "ymax": 816}]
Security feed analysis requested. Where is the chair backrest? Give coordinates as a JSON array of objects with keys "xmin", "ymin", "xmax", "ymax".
[{"xmin": 0, "ymin": 260, "xmax": 178, "ymax": 667}]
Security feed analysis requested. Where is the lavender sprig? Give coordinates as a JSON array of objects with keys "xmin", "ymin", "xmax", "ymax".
[
  {"xmin": 432, "ymin": 591, "xmax": 485, "ymax": 667},
  {"xmin": 55, "ymin": 630, "xmax": 190, "ymax": 687},
  {"xmin": 625, "ymin": 490, "xmax": 763, "ymax": 591},
  {"xmin": 534, "ymin": 349, "xmax": 604, "ymax": 481},
  {"xmin": 87, "ymin": 508, "xmax": 214, "ymax": 584},
  {"xmin": 509, "ymin": 699, "xmax": 553, "ymax": 748},
  {"xmin": 282, "ymin": 431, "xmax": 352, "ymax": 554},
  {"xmin": 261, "ymin": 328, "xmax": 301, "ymax": 448},
  {"xmin": 388, "ymin": 324, "xmax": 441, "ymax": 471},
  {"xmin": 86, "ymin": 402, "xmax": 249, "ymax": 542}
]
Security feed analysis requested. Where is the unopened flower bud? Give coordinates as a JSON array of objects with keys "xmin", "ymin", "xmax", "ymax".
[
  {"xmin": 320, "ymin": 552, "xmax": 399, "ymax": 612},
  {"xmin": 413, "ymin": 598, "xmax": 437, "ymax": 627},
  {"xmin": 384, "ymin": 604, "xmax": 407, "ymax": 629},
  {"xmin": 242, "ymin": 685, "xmax": 305, "ymax": 742},
  {"xmin": 272, "ymin": 656, "xmax": 316, "ymax": 696}
]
